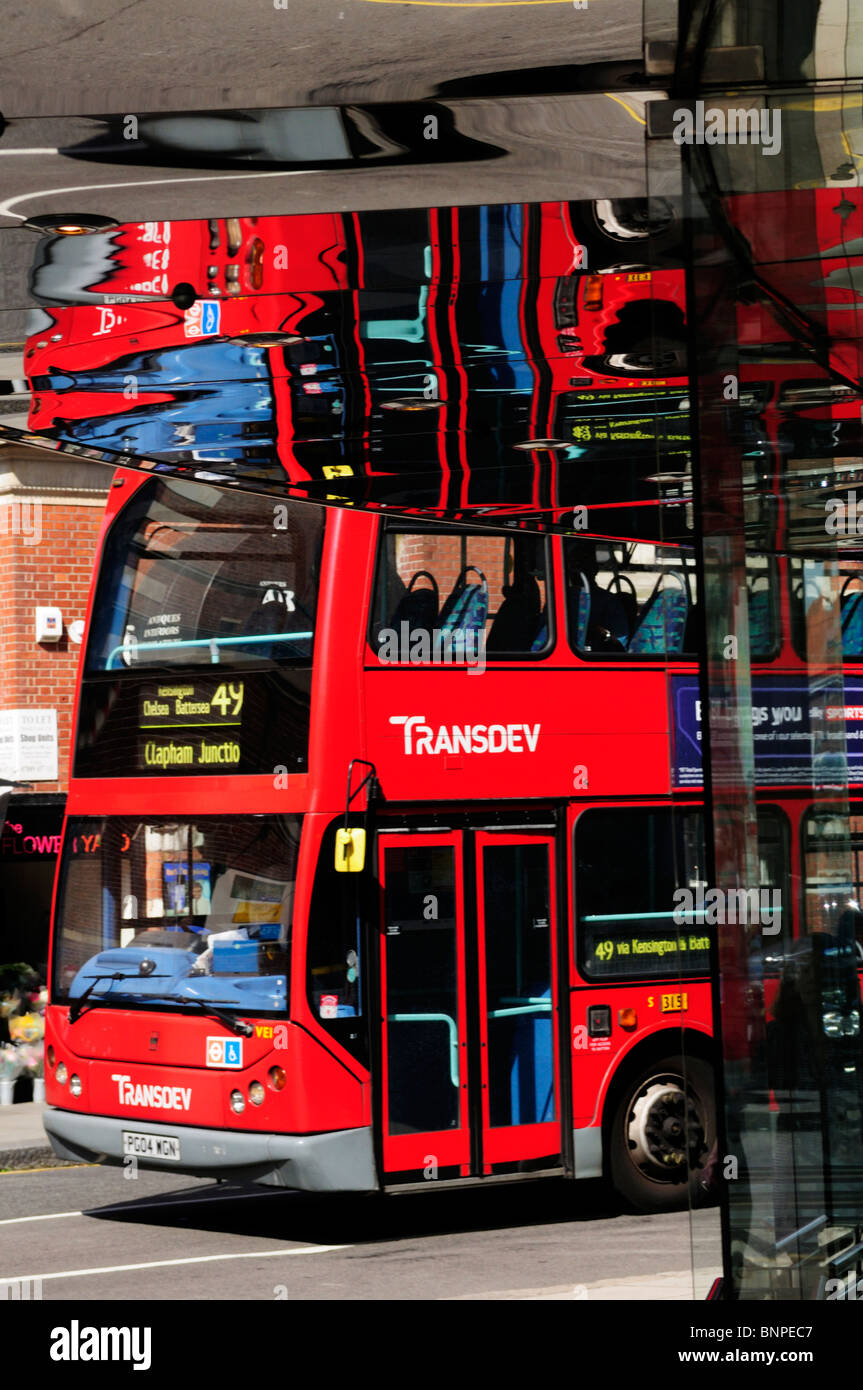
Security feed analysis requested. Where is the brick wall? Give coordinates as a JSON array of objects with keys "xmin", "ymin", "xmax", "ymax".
[
  {"xmin": 393, "ymin": 532, "xmax": 546, "ymax": 615},
  {"xmin": 0, "ymin": 453, "xmax": 110, "ymax": 793}
]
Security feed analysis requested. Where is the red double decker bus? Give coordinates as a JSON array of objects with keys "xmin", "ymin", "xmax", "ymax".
[{"xmin": 42, "ymin": 466, "xmax": 719, "ymax": 1212}]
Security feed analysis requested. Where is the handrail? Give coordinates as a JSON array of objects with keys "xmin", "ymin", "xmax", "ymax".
[
  {"xmin": 388, "ymin": 1012, "xmax": 459, "ymax": 1087},
  {"xmin": 106, "ymin": 631, "xmax": 313, "ymax": 669},
  {"xmin": 488, "ymin": 1003, "xmax": 553, "ymax": 1019}
]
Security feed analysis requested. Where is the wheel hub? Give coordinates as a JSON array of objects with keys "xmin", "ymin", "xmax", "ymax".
[{"xmin": 628, "ymin": 1079, "xmax": 705, "ymax": 1176}]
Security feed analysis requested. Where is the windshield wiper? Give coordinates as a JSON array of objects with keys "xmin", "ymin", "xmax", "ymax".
[
  {"xmin": 68, "ymin": 972, "xmax": 169, "ymax": 1023},
  {"xmin": 67, "ymin": 976, "xmax": 254, "ymax": 1035},
  {"xmin": 151, "ymin": 992, "xmax": 254, "ymax": 1036}
]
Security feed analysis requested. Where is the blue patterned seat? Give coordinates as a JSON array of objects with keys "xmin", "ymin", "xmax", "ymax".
[
  {"xmin": 629, "ymin": 573, "xmax": 689, "ymax": 655},
  {"xmin": 841, "ymin": 579, "xmax": 863, "ymax": 657},
  {"xmin": 439, "ymin": 567, "xmax": 489, "ymax": 637}
]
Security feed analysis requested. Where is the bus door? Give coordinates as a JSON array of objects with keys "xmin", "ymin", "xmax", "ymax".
[
  {"xmin": 475, "ymin": 832, "xmax": 560, "ymax": 1170},
  {"xmin": 377, "ymin": 828, "xmax": 562, "ymax": 1180},
  {"xmin": 378, "ymin": 832, "xmax": 471, "ymax": 1176}
]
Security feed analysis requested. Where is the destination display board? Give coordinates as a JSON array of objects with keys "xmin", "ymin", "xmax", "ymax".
[
  {"xmin": 138, "ymin": 680, "xmax": 245, "ymax": 771},
  {"xmin": 74, "ymin": 669, "xmax": 311, "ymax": 777},
  {"xmin": 584, "ymin": 925, "xmax": 711, "ymax": 980}
]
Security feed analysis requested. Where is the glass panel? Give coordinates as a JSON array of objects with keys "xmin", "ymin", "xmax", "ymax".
[
  {"xmin": 307, "ymin": 828, "xmax": 364, "ymax": 1020},
  {"xmin": 564, "ymin": 537, "xmax": 698, "ymax": 657},
  {"xmin": 371, "ymin": 528, "xmax": 550, "ymax": 661},
  {"xmin": 576, "ymin": 808, "xmax": 710, "ymax": 980},
  {"xmin": 576, "ymin": 808, "xmax": 786, "ymax": 980},
  {"xmin": 86, "ymin": 478, "xmax": 323, "ymax": 670},
  {"xmin": 305, "ymin": 823, "xmax": 367, "ymax": 1067},
  {"xmin": 53, "ymin": 815, "xmax": 299, "ymax": 1014},
  {"xmin": 482, "ymin": 843, "xmax": 555, "ymax": 1128},
  {"xmin": 384, "ymin": 845, "xmax": 460, "ymax": 1135}
]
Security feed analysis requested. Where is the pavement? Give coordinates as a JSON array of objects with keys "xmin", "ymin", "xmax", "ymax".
[{"xmin": 0, "ymin": 1100, "xmax": 69, "ymax": 1170}]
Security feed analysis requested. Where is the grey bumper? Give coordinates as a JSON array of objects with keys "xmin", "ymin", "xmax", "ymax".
[{"xmin": 43, "ymin": 1108, "xmax": 378, "ymax": 1193}]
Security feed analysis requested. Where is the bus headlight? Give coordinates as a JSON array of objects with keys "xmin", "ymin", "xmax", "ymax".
[
  {"xmin": 69, "ymin": 1074, "xmax": 82, "ymax": 1096},
  {"xmin": 229, "ymin": 1089, "xmax": 245, "ymax": 1114},
  {"xmin": 56, "ymin": 1062, "xmax": 68, "ymax": 1085},
  {"xmin": 47, "ymin": 1045, "xmax": 56, "ymax": 1069},
  {"xmin": 268, "ymin": 1066, "xmax": 286, "ymax": 1091},
  {"xmin": 248, "ymin": 1081, "xmax": 265, "ymax": 1106}
]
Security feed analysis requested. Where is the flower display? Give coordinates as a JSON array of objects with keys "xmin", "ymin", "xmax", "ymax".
[
  {"xmin": 17, "ymin": 1042, "xmax": 44, "ymax": 1078},
  {"xmin": 0, "ymin": 1043, "xmax": 23, "ymax": 1082}
]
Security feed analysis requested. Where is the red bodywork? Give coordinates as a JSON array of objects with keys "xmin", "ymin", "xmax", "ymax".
[{"xmin": 45, "ymin": 475, "xmax": 711, "ymax": 1184}]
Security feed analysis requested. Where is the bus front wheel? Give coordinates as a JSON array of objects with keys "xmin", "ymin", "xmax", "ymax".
[{"xmin": 608, "ymin": 1055, "xmax": 715, "ymax": 1213}]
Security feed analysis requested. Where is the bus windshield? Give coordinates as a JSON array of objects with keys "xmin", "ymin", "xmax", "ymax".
[
  {"xmin": 86, "ymin": 479, "xmax": 323, "ymax": 671},
  {"xmin": 53, "ymin": 815, "xmax": 301, "ymax": 1014}
]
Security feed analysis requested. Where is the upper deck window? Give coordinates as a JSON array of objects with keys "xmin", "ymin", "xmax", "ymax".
[
  {"xmin": 564, "ymin": 538, "xmax": 698, "ymax": 658},
  {"xmin": 369, "ymin": 527, "xmax": 552, "ymax": 663},
  {"xmin": 790, "ymin": 556, "xmax": 863, "ymax": 663},
  {"xmin": 86, "ymin": 479, "xmax": 323, "ymax": 673},
  {"xmin": 564, "ymin": 540, "xmax": 777, "ymax": 661}
]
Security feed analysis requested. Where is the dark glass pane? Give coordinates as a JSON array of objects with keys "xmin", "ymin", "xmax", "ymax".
[
  {"xmin": 483, "ymin": 843, "xmax": 554, "ymax": 1128},
  {"xmin": 384, "ymin": 845, "xmax": 459, "ymax": 1135},
  {"xmin": 53, "ymin": 815, "xmax": 300, "ymax": 1014}
]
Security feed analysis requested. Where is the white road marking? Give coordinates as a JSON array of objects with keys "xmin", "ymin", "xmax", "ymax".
[
  {"xmin": 0, "ymin": 168, "xmax": 315, "ymax": 222},
  {"xmin": 0, "ymin": 1210, "xmax": 81, "ymax": 1226},
  {"xmin": 0, "ymin": 1245, "xmax": 350, "ymax": 1285},
  {"xmin": 0, "ymin": 149, "xmax": 59, "ymax": 157},
  {"xmin": 0, "ymin": 1186, "xmax": 286, "ymax": 1225}
]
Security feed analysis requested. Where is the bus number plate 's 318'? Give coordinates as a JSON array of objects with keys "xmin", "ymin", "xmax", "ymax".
[{"xmin": 122, "ymin": 1131, "xmax": 181, "ymax": 1160}]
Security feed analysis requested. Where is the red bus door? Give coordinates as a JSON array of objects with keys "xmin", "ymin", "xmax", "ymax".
[
  {"xmin": 476, "ymin": 833, "xmax": 560, "ymax": 1170},
  {"xmin": 378, "ymin": 833, "xmax": 471, "ymax": 1176},
  {"xmin": 378, "ymin": 829, "xmax": 561, "ymax": 1181}
]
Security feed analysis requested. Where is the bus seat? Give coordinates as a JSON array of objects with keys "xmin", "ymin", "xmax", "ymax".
[
  {"xmin": 586, "ymin": 582, "xmax": 630, "ymax": 651},
  {"xmin": 748, "ymin": 584, "xmax": 772, "ymax": 656},
  {"xmin": 572, "ymin": 572, "xmax": 591, "ymax": 649},
  {"xmin": 390, "ymin": 570, "xmax": 439, "ymax": 633},
  {"xmin": 530, "ymin": 609, "xmax": 548, "ymax": 652},
  {"xmin": 682, "ymin": 603, "xmax": 699, "ymax": 656},
  {"xmin": 487, "ymin": 573, "xmax": 542, "ymax": 652},
  {"xmin": 439, "ymin": 567, "xmax": 488, "ymax": 635},
  {"xmin": 509, "ymin": 1001, "xmax": 554, "ymax": 1126},
  {"xmin": 629, "ymin": 573, "xmax": 689, "ymax": 654},
  {"xmin": 242, "ymin": 589, "xmax": 293, "ymax": 659},
  {"xmin": 841, "ymin": 577, "xmax": 863, "ymax": 657}
]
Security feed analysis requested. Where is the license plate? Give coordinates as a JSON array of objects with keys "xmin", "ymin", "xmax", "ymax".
[
  {"xmin": 661, "ymin": 992, "xmax": 688, "ymax": 1013},
  {"xmin": 122, "ymin": 1131, "xmax": 181, "ymax": 1161}
]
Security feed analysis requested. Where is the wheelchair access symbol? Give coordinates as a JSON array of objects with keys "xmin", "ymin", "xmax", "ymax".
[
  {"xmin": 184, "ymin": 299, "xmax": 221, "ymax": 338},
  {"xmin": 206, "ymin": 1036, "xmax": 243, "ymax": 1068}
]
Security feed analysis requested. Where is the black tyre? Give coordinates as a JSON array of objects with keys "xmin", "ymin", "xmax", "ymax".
[{"xmin": 608, "ymin": 1054, "xmax": 715, "ymax": 1213}]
